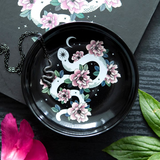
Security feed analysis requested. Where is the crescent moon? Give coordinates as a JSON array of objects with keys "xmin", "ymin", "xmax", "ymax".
[{"xmin": 66, "ymin": 36, "xmax": 76, "ymax": 48}]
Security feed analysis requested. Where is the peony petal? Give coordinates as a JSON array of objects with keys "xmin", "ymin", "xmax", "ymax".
[
  {"xmin": 13, "ymin": 119, "xmax": 34, "ymax": 160},
  {"xmin": 1, "ymin": 113, "xmax": 19, "ymax": 160},
  {"xmin": 25, "ymin": 140, "xmax": 48, "ymax": 160},
  {"xmin": 1, "ymin": 114, "xmax": 34, "ymax": 160}
]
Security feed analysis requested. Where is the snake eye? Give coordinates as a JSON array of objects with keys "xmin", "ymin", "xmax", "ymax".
[{"xmin": 60, "ymin": 52, "xmax": 66, "ymax": 58}]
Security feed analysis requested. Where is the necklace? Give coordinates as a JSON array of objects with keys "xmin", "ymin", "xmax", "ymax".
[{"xmin": 0, "ymin": 31, "xmax": 55, "ymax": 87}]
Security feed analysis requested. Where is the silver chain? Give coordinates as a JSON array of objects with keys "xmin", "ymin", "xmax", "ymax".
[{"xmin": 0, "ymin": 31, "xmax": 47, "ymax": 75}]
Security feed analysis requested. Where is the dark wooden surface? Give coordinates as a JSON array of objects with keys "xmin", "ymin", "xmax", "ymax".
[{"xmin": 0, "ymin": 3, "xmax": 160, "ymax": 160}]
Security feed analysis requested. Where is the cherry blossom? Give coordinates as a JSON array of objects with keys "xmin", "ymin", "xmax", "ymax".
[
  {"xmin": 72, "ymin": 51, "xmax": 84, "ymax": 62},
  {"xmin": 105, "ymin": 64, "xmax": 121, "ymax": 84},
  {"xmin": 70, "ymin": 69, "xmax": 92, "ymax": 89},
  {"xmin": 86, "ymin": 40, "xmax": 106, "ymax": 57},
  {"xmin": 18, "ymin": 0, "xmax": 36, "ymax": 11},
  {"xmin": 58, "ymin": 0, "xmax": 87, "ymax": 14},
  {"xmin": 104, "ymin": 0, "xmax": 122, "ymax": 8},
  {"xmin": 41, "ymin": 12, "xmax": 59, "ymax": 30},
  {"xmin": 68, "ymin": 102, "xmax": 91, "ymax": 123},
  {"xmin": 57, "ymin": 89, "xmax": 71, "ymax": 103}
]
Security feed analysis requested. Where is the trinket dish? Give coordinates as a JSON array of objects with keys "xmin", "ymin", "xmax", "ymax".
[{"xmin": 21, "ymin": 22, "xmax": 139, "ymax": 137}]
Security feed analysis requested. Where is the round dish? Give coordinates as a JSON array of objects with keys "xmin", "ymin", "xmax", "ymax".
[{"xmin": 21, "ymin": 22, "xmax": 139, "ymax": 137}]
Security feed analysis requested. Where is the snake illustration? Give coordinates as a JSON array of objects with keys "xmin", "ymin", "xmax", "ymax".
[
  {"xmin": 48, "ymin": 37, "xmax": 108, "ymax": 121},
  {"xmin": 31, "ymin": 0, "xmax": 71, "ymax": 25},
  {"xmin": 57, "ymin": 48, "xmax": 107, "ymax": 88},
  {"xmin": 30, "ymin": 0, "xmax": 105, "ymax": 26}
]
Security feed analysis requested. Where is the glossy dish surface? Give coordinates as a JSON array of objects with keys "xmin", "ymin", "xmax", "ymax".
[{"xmin": 21, "ymin": 22, "xmax": 139, "ymax": 137}]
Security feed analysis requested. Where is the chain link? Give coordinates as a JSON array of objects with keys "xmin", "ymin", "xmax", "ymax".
[{"xmin": 0, "ymin": 31, "xmax": 47, "ymax": 75}]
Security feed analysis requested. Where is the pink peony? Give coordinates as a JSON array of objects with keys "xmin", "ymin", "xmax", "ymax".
[
  {"xmin": 41, "ymin": 12, "xmax": 59, "ymax": 30},
  {"xmin": 70, "ymin": 69, "xmax": 92, "ymax": 89},
  {"xmin": 72, "ymin": 51, "xmax": 84, "ymax": 62},
  {"xmin": 105, "ymin": 64, "xmax": 121, "ymax": 84},
  {"xmin": 104, "ymin": 0, "xmax": 122, "ymax": 8},
  {"xmin": 68, "ymin": 102, "xmax": 91, "ymax": 123},
  {"xmin": 18, "ymin": 0, "xmax": 36, "ymax": 11},
  {"xmin": 1, "ymin": 113, "xmax": 48, "ymax": 160},
  {"xmin": 57, "ymin": 89, "xmax": 71, "ymax": 103},
  {"xmin": 58, "ymin": 0, "xmax": 87, "ymax": 14},
  {"xmin": 86, "ymin": 40, "xmax": 106, "ymax": 57}
]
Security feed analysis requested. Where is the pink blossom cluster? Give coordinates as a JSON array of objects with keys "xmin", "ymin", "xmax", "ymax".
[
  {"xmin": 58, "ymin": 0, "xmax": 87, "ymax": 14},
  {"xmin": 105, "ymin": 64, "xmax": 121, "ymax": 84},
  {"xmin": 68, "ymin": 102, "xmax": 91, "ymax": 123},
  {"xmin": 104, "ymin": 0, "xmax": 122, "ymax": 8},
  {"xmin": 86, "ymin": 40, "xmax": 106, "ymax": 57},
  {"xmin": 70, "ymin": 69, "xmax": 92, "ymax": 89},
  {"xmin": 57, "ymin": 89, "xmax": 71, "ymax": 103},
  {"xmin": 18, "ymin": 0, "xmax": 36, "ymax": 11},
  {"xmin": 41, "ymin": 12, "xmax": 59, "ymax": 30}
]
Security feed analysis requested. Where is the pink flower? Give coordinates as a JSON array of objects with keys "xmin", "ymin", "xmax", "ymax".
[
  {"xmin": 86, "ymin": 40, "xmax": 106, "ymax": 57},
  {"xmin": 68, "ymin": 102, "xmax": 91, "ymax": 123},
  {"xmin": 70, "ymin": 69, "xmax": 92, "ymax": 89},
  {"xmin": 18, "ymin": 0, "xmax": 36, "ymax": 11},
  {"xmin": 41, "ymin": 12, "xmax": 59, "ymax": 30},
  {"xmin": 58, "ymin": 0, "xmax": 87, "ymax": 14},
  {"xmin": 104, "ymin": 0, "xmax": 122, "ymax": 8},
  {"xmin": 57, "ymin": 89, "xmax": 71, "ymax": 103},
  {"xmin": 105, "ymin": 64, "xmax": 121, "ymax": 84},
  {"xmin": 1, "ymin": 113, "xmax": 48, "ymax": 160},
  {"xmin": 72, "ymin": 51, "xmax": 84, "ymax": 62}
]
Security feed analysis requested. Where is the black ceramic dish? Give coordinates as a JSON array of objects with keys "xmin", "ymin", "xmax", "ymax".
[{"xmin": 21, "ymin": 22, "xmax": 139, "ymax": 137}]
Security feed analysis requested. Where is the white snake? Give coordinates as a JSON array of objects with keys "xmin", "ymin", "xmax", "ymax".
[{"xmin": 50, "ymin": 46, "xmax": 108, "ymax": 121}]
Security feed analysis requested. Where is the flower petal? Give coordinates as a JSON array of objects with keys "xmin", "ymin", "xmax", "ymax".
[
  {"xmin": 1, "ymin": 113, "xmax": 19, "ymax": 160},
  {"xmin": 24, "ymin": 140, "xmax": 48, "ymax": 160},
  {"xmin": 14, "ymin": 119, "xmax": 34, "ymax": 160}
]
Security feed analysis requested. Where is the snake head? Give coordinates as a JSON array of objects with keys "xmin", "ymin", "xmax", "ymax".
[{"xmin": 57, "ymin": 48, "xmax": 69, "ymax": 62}]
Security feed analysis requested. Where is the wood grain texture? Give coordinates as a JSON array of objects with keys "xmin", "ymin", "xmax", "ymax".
[{"xmin": 0, "ymin": 3, "xmax": 160, "ymax": 160}]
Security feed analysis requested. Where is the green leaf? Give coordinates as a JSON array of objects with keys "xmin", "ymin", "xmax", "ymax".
[
  {"xmin": 79, "ymin": 64, "xmax": 83, "ymax": 71},
  {"xmin": 84, "ymin": 64, "xmax": 88, "ymax": 71},
  {"xmin": 64, "ymin": 78, "xmax": 72, "ymax": 84},
  {"xmin": 105, "ymin": 81, "xmax": 111, "ymax": 87},
  {"xmin": 51, "ymin": 107, "xmax": 59, "ymax": 113},
  {"xmin": 84, "ymin": 88, "xmax": 90, "ymax": 93},
  {"xmin": 138, "ymin": 89, "xmax": 160, "ymax": 137},
  {"xmin": 47, "ymin": 89, "xmax": 50, "ymax": 95},
  {"xmin": 20, "ymin": 10, "xmax": 30, "ymax": 17},
  {"xmin": 103, "ymin": 136, "xmax": 160, "ymax": 160},
  {"xmin": 54, "ymin": 70, "xmax": 60, "ymax": 77},
  {"xmin": 42, "ymin": 87, "xmax": 49, "ymax": 93},
  {"xmin": 61, "ymin": 101, "xmax": 64, "ymax": 104},
  {"xmin": 88, "ymin": 108, "xmax": 92, "ymax": 112},
  {"xmin": 105, "ymin": 4, "xmax": 112, "ymax": 12},
  {"xmin": 84, "ymin": 94, "xmax": 89, "ymax": 100},
  {"xmin": 148, "ymin": 152, "xmax": 160, "ymax": 160},
  {"xmin": 76, "ymin": 13, "xmax": 84, "ymax": 19},
  {"xmin": 50, "ymin": 0, "xmax": 60, "ymax": 6},
  {"xmin": 93, "ymin": 71, "xmax": 99, "ymax": 76},
  {"xmin": 60, "ymin": 87, "xmax": 63, "ymax": 91},
  {"xmin": 106, "ymin": 49, "xmax": 109, "ymax": 53}
]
